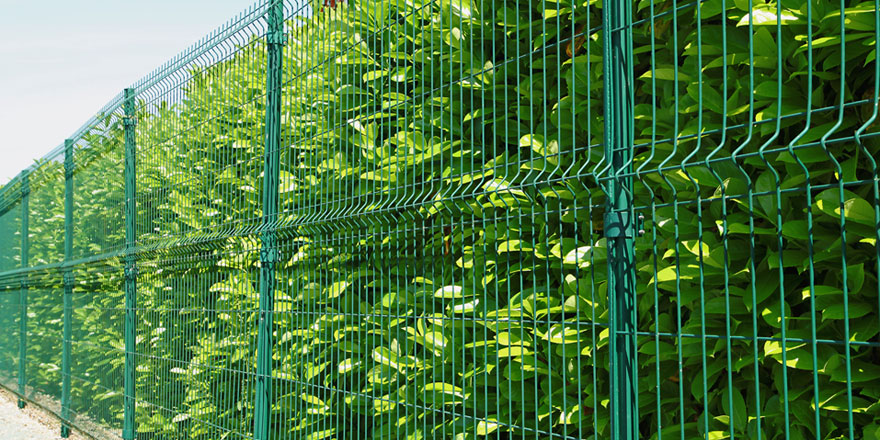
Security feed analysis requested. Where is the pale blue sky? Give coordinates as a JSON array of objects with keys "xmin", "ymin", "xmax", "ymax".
[{"xmin": 0, "ymin": 0, "xmax": 261, "ymax": 182}]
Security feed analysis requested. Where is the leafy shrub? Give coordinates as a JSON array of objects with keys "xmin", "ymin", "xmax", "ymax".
[{"xmin": 2, "ymin": 0, "xmax": 878, "ymax": 439}]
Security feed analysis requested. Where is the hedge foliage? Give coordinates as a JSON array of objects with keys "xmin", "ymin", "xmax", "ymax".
[{"xmin": 0, "ymin": 0, "xmax": 878, "ymax": 439}]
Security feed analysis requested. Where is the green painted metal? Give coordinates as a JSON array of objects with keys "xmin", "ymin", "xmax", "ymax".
[
  {"xmin": 17, "ymin": 171, "xmax": 28, "ymax": 410},
  {"xmin": 122, "ymin": 87, "xmax": 138, "ymax": 440},
  {"xmin": 0, "ymin": 1, "xmax": 877, "ymax": 439},
  {"xmin": 61, "ymin": 138, "xmax": 74, "ymax": 439},
  {"xmin": 603, "ymin": 0, "xmax": 636, "ymax": 438},
  {"xmin": 254, "ymin": 1, "xmax": 285, "ymax": 438}
]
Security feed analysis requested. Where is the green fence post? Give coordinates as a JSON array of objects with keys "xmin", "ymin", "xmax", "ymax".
[
  {"xmin": 254, "ymin": 1, "xmax": 285, "ymax": 438},
  {"xmin": 17, "ymin": 170, "xmax": 29, "ymax": 409},
  {"xmin": 122, "ymin": 88, "xmax": 138, "ymax": 440},
  {"xmin": 61, "ymin": 138, "xmax": 74, "ymax": 438},
  {"xmin": 603, "ymin": 0, "xmax": 637, "ymax": 438}
]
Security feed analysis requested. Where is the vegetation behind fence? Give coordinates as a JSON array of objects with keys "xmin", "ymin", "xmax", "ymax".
[{"xmin": 0, "ymin": 0, "xmax": 878, "ymax": 439}]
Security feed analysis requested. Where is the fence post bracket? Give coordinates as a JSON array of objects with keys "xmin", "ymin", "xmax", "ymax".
[{"xmin": 254, "ymin": 2, "xmax": 285, "ymax": 439}]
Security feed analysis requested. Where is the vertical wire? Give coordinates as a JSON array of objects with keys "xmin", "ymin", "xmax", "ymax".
[
  {"xmin": 702, "ymin": 0, "xmax": 733, "ymax": 436},
  {"xmin": 552, "ymin": 0, "xmax": 568, "ymax": 433},
  {"xmin": 423, "ymin": 0, "xmax": 433, "ymax": 431},
  {"xmin": 755, "ymin": 0, "xmax": 789, "ymax": 436},
  {"xmin": 650, "ymin": 0, "xmax": 686, "ymax": 435},
  {"xmin": 568, "ymin": 1, "xmax": 584, "ymax": 438},
  {"xmin": 727, "ymin": 0, "xmax": 762, "ymax": 436},
  {"xmin": 439, "ymin": 0, "xmax": 448, "ymax": 435},
  {"xmin": 818, "ymin": 0, "xmax": 854, "ymax": 436},
  {"xmin": 639, "ymin": 0, "xmax": 662, "ymax": 436},
  {"xmin": 499, "ymin": 2, "xmax": 515, "ymax": 437},
  {"xmin": 851, "ymin": 6, "xmax": 880, "ymax": 428},
  {"xmin": 402, "ymin": 3, "xmax": 413, "ymax": 436},
  {"xmin": 416, "ymin": 3, "xmax": 428, "ymax": 439},
  {"xmin": 677, "ymin": 0, "xmax": 710, "ymax": 434}
]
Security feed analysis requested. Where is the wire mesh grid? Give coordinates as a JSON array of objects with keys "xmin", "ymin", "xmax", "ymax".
[
  {"xmin": 629, "ymin": 0, "xmax": 880, "ymax": 438},
  {"xmin": 0, "ymin": 0, "xmax": 876, "ymax": 439}
]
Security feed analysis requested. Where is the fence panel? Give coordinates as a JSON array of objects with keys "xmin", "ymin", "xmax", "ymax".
[
  {"xmin": 18, "ymin": 148, "xmax": 67, "ymax": 409},
  {"xmin": 629, "ymin": 0, "xmax": 880, "ymax": 438},
  {"xmin": 0, "ymin": 187, "xmax": 22, "ymax": 392},
  {"xmin": 0, "ymin": 286, "xmax": 20, "ymax": 390},
  {"xmin": 270, "ymin": 1, "xmax": 608, "ymax": 439},
  {"xmin": 0, "ymin": 0, "xmax": 877, "ymax": 439},
  {"xmin": 69, "ymin": 261, "xmax": 125, "ymax": 437},
  {"xmin": 130, "ymin": 3, "xmax": 272, "ymax": 438}
]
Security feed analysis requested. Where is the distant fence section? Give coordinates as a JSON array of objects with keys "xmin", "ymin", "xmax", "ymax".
[{"xmin": 0, "ymin": 0, "xmax": 879, "ymax": 439}]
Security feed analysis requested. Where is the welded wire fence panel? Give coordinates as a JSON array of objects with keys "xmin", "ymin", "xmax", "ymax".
[
  {"xmin": 24, "ymin": 274, "xmax": 64, "ymax": 400},
  {"xmin": 0, "ymin": 202, "xmax": 20, "ymax": 274},
  {"xmin": 46, "ymin": 100, "xmax": 129, "ymax": 437},
  {"xmin": 135, "ymin": 246, "xmax": 262, "ymax": 439},
  {"xmin": 0, "ymin": 199, "xmax": 22, "ymax": 389},
  {"xmin": 629, "ymin": 0, "xmax": 880, "ymax": 438},
  {"xmin": 68, "ymin": 261, "xmax": 125, "ymax": 437},
  {"xmin": 130, "ymin": 3, "xmax": 272, "ymax": 438},
  {"xmin": 132, "ymin": 9, "xmax": 269, "ymax": 250},
  {"xmin": 12, "ymin": 149, "xmax": 69, "ymax": 410},
  {"xmin": 270, "ymin": 1, "xmax": 606, "ymax": 439},
  {"xmin": 26, "ymin": 151, "xmax": 67, "ymax": 267},
  {"xmin": 0, "ymin": 0, "xmax": 877, "ymax": 439},
  {"xmin": 0, "ymin": 288, "xmax": 19, "ymax": 388},
  {"xmin": 71, "ymin": 104, "xmax": 126, "ymax": 261}
]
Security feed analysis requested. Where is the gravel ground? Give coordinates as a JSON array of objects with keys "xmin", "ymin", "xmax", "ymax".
[{"xmin": 0, "ymin": 387, "xmax": 86, "ymax": 440}]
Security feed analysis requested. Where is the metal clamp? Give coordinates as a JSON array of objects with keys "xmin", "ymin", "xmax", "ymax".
[
  {"xmin": 604, "ymin": 211, "xmax": 646, "ymax": 238},
  {"xmin": 604, "ymin": 211, "xmax": 631, "ymax": 239},
  {"xmin": 64, "ymin": 160, "xmax": 75, "ymax": 179},
  {"xmin": 63, "ymin": 272, "xmax": 75, "ymax": 286},
  {"xmin": 266, "ymin": 31, "xmax": 287, "ymax": 46},
  {"xmin": 19, "ymin": 279, "xmax": 28, "ymax": 289},
  {"xmin": 124, "ymin": 265, "xmax": 139, "ymax": 281},
  {"xmin": 260, "ymin": 247, "xmax": 278, "ymax": 264},
  {"xmin": 122, "ymin": 117, "xmax": 138, "ymax": 127}
]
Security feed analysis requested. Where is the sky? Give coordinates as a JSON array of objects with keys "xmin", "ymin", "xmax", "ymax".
[{"xmin": 0, "ymin": 0, "xmax": 260, "ymax": 183}]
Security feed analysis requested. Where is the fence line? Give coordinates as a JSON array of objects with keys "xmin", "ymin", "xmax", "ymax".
[{"xmin": 0, "ymin": 0, "xmax": 878, "ymax": 439}]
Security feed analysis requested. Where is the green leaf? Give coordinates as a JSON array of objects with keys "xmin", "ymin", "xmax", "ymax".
[
  {"xmin": 476, "ymin": 418, "xmax": 500, "ymax": 435},
  {"xmin": 372, "ymin": 347, "xmax": 419, "ymax": 373},
  {"xmin": 301, "ymin": 393, "xmax": 327, "ymax": 406},
  {"xmin": 325, "ymin": 280, "xmax": 349, "ymax": 299},
  {"xmin": 421, "ymin": 382, "xmax": 468, "ymax": 405},
  {"xmin": 822, "ymin": 300, "xmax": 872, "ymax": 321},
  {"xmin": 640, "ymin": 68, "xmax": 692, "ymax": 82},
  {"xmin": 279, "ymin": 170, "xmax": 297, "ymax": 193},
  {"xmin": 538, "ymin": 324, "xmax": 586, "ymax": 344},
  {"xmin": 422, "ymin": 330, "xmax": 448, "ymax": 355},
  {"xmin": 434, "ymin": 285, "xmax": 471, "ymax": 298},
  {"xmin": 363, "ymin": 70, "xmax": 388, "ymax": 81},
  {"xmin": 815, "ymin": 189, "xmax": 876, "ymax": 226},
  {"xmin": 497, "ymin": 239, "xmax": 532, "ymax": 253},
  {"xmin": 496, "ymin": 331, "xmax": 530, "ymax": 347},
  {"xmin": 721, "ymin": 386, "xmax": 748, "ymax": 431},
  {"xmin": 737, "ymin": 7, "xmax": 798, "ymax": 26}
]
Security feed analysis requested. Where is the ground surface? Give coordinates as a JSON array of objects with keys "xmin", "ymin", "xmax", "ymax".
[{"xmin": 0, "ymin": 387, "xmax": 85, "ymax": 440}]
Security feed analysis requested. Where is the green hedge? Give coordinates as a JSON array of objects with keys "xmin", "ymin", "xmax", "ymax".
[{"xmin": 3, "ymin": 0, "xmax": 879, "ymax": 439}]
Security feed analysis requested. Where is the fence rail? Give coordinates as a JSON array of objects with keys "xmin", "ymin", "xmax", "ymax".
[{"xmin": 0, "ymin": 0, "xmax": 878, "ymax": 439}]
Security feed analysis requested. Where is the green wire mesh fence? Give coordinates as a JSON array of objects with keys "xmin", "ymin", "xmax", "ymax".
[{"xmin": 0, "ymin": 0, "xmax": 878, "ymax": 439}]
